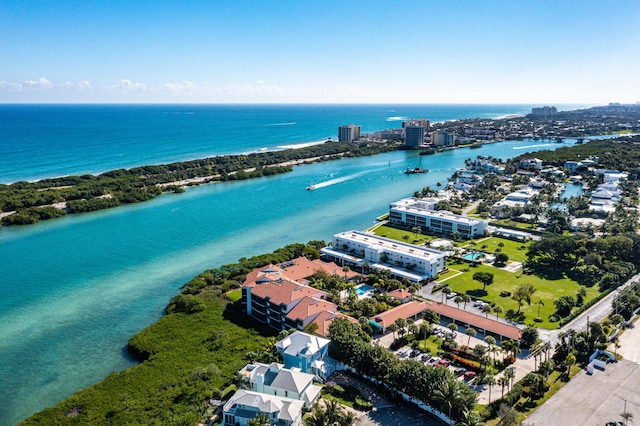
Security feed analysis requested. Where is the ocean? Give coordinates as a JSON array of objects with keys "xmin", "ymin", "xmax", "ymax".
[{"xmin": 0, "ymin": 104, "xmax": 584, "ymax": 424}]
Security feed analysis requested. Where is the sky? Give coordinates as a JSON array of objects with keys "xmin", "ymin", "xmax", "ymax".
[{"xmin": 1, "ymin": 0, "xmax": 639, "ymax": 104}]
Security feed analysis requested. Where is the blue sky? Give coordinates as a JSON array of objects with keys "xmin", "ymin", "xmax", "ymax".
[{"xmin": 1, "ymin": 0, "xmax": 639, "ymax": 104}]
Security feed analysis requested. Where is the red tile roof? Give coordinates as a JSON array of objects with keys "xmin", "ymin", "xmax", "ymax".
[
  {"xmin": 424, "ymin": 302, "xmax": 522, "ymax": 340},
  {"xmin": 387, "ymin": 289, "xmax": 412, "ymax": 301},
  {"xmin": 311, "ymin": 311, "xmax": 359, "ymax": 337},
  {"xmin": 249, "ymin": 278, "xmax": 328, "ymax": 306},
  {"xmin": 286, "ymin": 296, "xmax": 337, "ymax": 323},
  {"xmin": 370, "ymin": 301, "xmax": 428, "ymax": 330}
]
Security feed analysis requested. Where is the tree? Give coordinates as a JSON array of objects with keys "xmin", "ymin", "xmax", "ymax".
[
  {"xmin": 454, "ymin": 295, "xmax": 464, "ymax": 309},
  {"xmin": 306, "ymin": 400, "xmax": 355, "ymax": 426},
  {"xmin": 494, "ymin": 252, "xmax": 509, "ymax": 266},
  {"xmin": 497, "ymin": 403, "xmax": 518, "ymax": 426},
  {"xmin": 412, "ymin": 225, "xmax": 422, "ymax": 240},
  {"xmin": 442, "ymin": 286, "xmax": 452, "ymax": 303},
  {"xmin": 433, "ymin": 378, "xmax": 463, "ymax": 425},
  {"xmin": 512, "ymin": 283, "xmax": 536, "ymax": 313},
  {"xmin": 554, "ymin": 295, "xmax": 576, "ymax": 317},
  {"xmin": 419, "ymin": 322, "xmax": 433, "ymax": 342},
  {"xmin": 465, "ymin": 327, "xmax": 477, "ymax": 346},
  {"xmin": 462, "ymin": 294, "xmax": 472, "ymax": 310},
  {"xmin": 248, "ymin": 413, "xmax": 271, "ymax": 426},
  {"xmin": 423, "ymin": 309, "xmax": 440, "ymax": 325},
  {"xmin": 481, "ymin": 304, "xmax": 492, "ymax": 317},
  {"xmin": 449, "ymin": 322, "xmax": 459, "ymax": 333},
  {"xmin": 493, "ymin": 305, "xmax": 503, "ymax": 320},
  {"xmin": 498, "ymin": 376, "xmax": 510, "ymax": 399},
  {"xmin": 485, "ymin": 336, "xmax": 497, "ymax": 363},
  {"xmin": 472, "ymin": 271, "xmax": 494, "ymax": 292},
  {"xmin": 565, "ymin": 352, "xmax": 576, "ymax": 375},
  {"xmin": 387, "ymin": 322, "xmax": 398, "ymax": 343},
  {"xmin": 520, "ymin": 325, "xmax": 539, "ymax": 349}
]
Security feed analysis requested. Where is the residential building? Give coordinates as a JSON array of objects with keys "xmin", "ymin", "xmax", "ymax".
[
  {"xmin": 239, "ymin": 362, "xmax": 322, "ymax": 408},
  {"xmin": 320, "ymin": 230, "xmax": 446, "ymax": 282},
  {"xmin": 403, "ymin": 118, "xmax": 431, "ymax": 131},
  {"xmin": 404, "ymin": 125, "xmax": 426, "ymax": 147},
  {"xmin": 338, "ymin": 124, "xmax": 361, "ymax": 143},
  {"xmin": 242, "ymin": 262, "xmax": 356, "ymax": 335},
  {"xmin": 222, "ymin": 389, "xmax": 304, "ymax": 426},
  {"xmin": 519, "ymin": 158, "xmax": 543, "ymax": 171},
  {"xmin": 430, "ymin": 129, "xmax": 456, "ymax": 147},
  {"xmin": 387, "ymin": 288, "xmax": 413, "ymax": 304},
  {"xmin": 275, "ymin": 331, "xmax": 332, "ymax": 378},
  {"xmin": 531, "ymin": 106, "xmax": 557, "ymax": 117},
  {"xmin": 389, "ymin": 197, "xmax": 488, "ymax": 239},
  {"xmin": 464, "ymin": 127, "xmax": 497, "ymax": 140}
]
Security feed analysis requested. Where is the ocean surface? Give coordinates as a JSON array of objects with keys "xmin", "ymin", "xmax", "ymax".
[{"xmin": 0, "ymin": 104, "xmax": 586, "ymax": 424}]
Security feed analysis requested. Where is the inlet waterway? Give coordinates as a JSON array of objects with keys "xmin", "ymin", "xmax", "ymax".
[{"xmin": 0, "ymin": 105, "xmax": 583, "ymax": 424}]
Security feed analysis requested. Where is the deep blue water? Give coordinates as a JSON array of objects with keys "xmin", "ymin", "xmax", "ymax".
[{"xmin": 0, "ymin": 104, "xmax": 584, "ymax": 424}]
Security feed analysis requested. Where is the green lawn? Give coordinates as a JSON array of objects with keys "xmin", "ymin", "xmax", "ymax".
[
  {"xmin": 226, "ymin": 289, "xmax": 242, "ymax": 302},
  {"xmin": 437, "ymin": 268, "xmax": 464, "ymax": 281},
  {"xmin": 371, "ymin": 224, "xmax": 437, "ymax": 246},
  {"xmin": 461, "ymin": 237, "xmax": 531, "ymax": 263},
  {"xmin": 491, "ymin": 219, "xmax": 537, "ymax": 230},
  {"xmin": 438, "ymin": 264, "xmax": 599, "ymax": 329},
  {"xmin": 417, "ymin": 335, "xmax": 444, "ymax": 355}
]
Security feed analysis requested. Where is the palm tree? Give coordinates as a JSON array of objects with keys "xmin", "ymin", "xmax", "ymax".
[
  {"xmin": 306, "ymin": 399, "xmax": 355, "ymax": 426},
  {"xmin": 454, "ymin": 295, "xmax": 464, "ymax": 309},
  {"xmin": 498, "ymin": 375, "xmax": 510, "ymax": 398},
  {"xmin": 485, "ymin": 374, "xmax": 496, "ymax": 404},
  {"xmin": 484, "ymin": 336, "xmax": 497, "ymax": 364},
  {"xmin": 620, "ymin": 410, "xmax": 633, "ymax": 426},
  {"xmin": 465, "ymin": 327, "xmax": 477, "ymax": 346},
  {"xmin": 503, "ymin": 367, "xmax": 516, "ymax": 391},
  {"xmin": 493, "ymin": 305, "xmax": 503, "ymax": 320},
  {"xmin": 433, "ymin": 378, "xmax": 463, "ymax": 425},
  {"xmin": 248, "ymin": 413, "xmax": 271, "ymax": 426},
  {"xmin": 481, "ymin": 304, "xmax": 492, "ymax": 318},
  {"xmin": 442, "ymin": 286, "xmax": 452, "ymax": 303},
  {"xmin": 462, "ymin": 294, "xmax": 472, "ymax": 310}
]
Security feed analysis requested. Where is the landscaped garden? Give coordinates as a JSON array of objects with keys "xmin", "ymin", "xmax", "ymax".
[
  {"xmin": 370, "ymin": 224, "xmax": 437, "ymax": 245},
  {"xmin": 461, "ymin": 237, "xmax": 531, "ymax": 263},
  {"xmin": 436, "ymin": 263, "xmax": 599, "ymax": 329}
]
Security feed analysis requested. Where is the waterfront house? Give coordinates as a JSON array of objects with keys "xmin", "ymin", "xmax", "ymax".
[
  {"xmin": 222, "ymin": 389, "xmax": 304, "ymax": 426},
  {"xmin": 275, "ymin": 331, "xmax": 333, "ymax": 379},
  {"xmin": 239, "ymin": 362, "xmax": 321, "ymax": 408}
]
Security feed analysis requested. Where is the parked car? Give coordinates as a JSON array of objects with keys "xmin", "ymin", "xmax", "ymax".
[
  {"xmin": 435, "ymin": 359, "xmax": 450, "ymax": 368},
  {"xmin": 421, "ymin": 353, "xmax": 432, "ymax": 362},
  {"xmin": 463, "ymin": 371, "xmax": 477, "ymax": 381},
  {"xmin": 446, "ymin": 292, "xmax": 457, "ymax": 299},
  {"xmin": 453, "ymin": 367, "xmax": 467, "ymax": 376},
  {"xmin": 427, "ymin": 357, "xmax": 441, "ymax": 366}
]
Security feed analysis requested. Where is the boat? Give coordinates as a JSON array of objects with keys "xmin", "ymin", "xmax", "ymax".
[
  {"xmin": 306, "ymin": 184, "xmax": 317, "ymax": 190},
  {"xmin": 404, "ymin": 156, "xmax": 429, "ymax": 174}
]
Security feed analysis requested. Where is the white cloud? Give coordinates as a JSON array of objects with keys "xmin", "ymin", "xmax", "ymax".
[
  {"xmin": 23, "ymin": 77, "xmax": 53, "ymax": 89},
  {"xmin": 113, "ymin": 79, "xmax": 147, "ymax": 92}
]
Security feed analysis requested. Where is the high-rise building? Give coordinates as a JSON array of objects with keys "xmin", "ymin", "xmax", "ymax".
[
  {"xmin": 430, "ymin": 129, "xmax": 456, "ymax": 146},
  {"xmin": 403, "ymin": 118, "xmax": 430, "ymax": 131},
  {"xmin": 531, "ymin": 106, "xmax": 557, "ymax": 117},
  {"xmin": 404, "ymin": 125, "xmax": 426, "ymax": 147},
  {"xmin": 338, "ymin": 124, "xmax": 361, "ymax": 142}
]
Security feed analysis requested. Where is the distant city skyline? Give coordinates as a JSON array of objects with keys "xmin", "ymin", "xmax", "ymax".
[{"xmin": 1, "ymin": 0, "xmax": 639, "ymax": 104}]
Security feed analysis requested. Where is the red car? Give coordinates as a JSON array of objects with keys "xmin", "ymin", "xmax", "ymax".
[
  {"xmin": 464, "ymin": 371, "xmax": 477, "ymax": 381},
  {"xmin": 435, "ymin": 359, "xmax": 450, "ymax": 368}
]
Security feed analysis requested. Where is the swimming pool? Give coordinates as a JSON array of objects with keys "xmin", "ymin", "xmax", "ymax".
[
  {"xmin": 462, "ymin": 252, "xmax": 483, "ymax": 261},
  {"xmin": 355, "ymin": 284, "xmax": 376, "ymax": 297}
]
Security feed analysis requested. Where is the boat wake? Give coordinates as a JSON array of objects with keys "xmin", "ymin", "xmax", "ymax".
[
  {"xmin": 512, "ymin": 143, "xmax": 556, "ymax": 150},
  {"xmin": 266, "ymin": 122, "xmax": 296, "ymax": 126},
  {"xmin": 307, "ymin": 170, "xmax": 371, "ymax": 190}
]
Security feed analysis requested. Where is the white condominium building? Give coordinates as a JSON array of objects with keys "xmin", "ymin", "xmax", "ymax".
[
  {"xmin": 321, "ymin": 230, "xmax": 446, "ymax": 282},
  {"xmin": 389, "ymin": 197, "xmax": 488, "ymax": 239}
]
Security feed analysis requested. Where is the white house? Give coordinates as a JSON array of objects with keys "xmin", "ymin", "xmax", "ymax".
[
  {"xmin": 275, "ymin": 331, "xmax": 332, "ymax": 379},
  {"xmin": 240, "ymin": 362, "xmax": 321, "ymax": 408},
  {"xmin": 222, "ymin": 390, "xmax": 304, "ymax": 426}
]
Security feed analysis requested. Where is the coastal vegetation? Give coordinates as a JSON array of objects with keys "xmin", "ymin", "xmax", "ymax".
[
  {"xmin": 0, "ymin": 142, "xmax": 395, "ymax": 226},
  {"xmin": 21, "ymin": 242, "xmax": 322, "ymax": 425}
]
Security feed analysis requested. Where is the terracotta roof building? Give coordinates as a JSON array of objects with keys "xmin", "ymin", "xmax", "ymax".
[
  {"xmin": 242, "ymin": 259, "xmax": 357, "ymax": 336},
  {"xmin": 424, "ymin": 301, "xmax": 522, "ymax": 341},
  {"xmin": 370, "ymin": 301, "xmax": 429, "ymax": 333}
]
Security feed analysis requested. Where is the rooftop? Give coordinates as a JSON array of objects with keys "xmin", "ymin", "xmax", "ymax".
[
  {"xmin": 424, "ymin": 302, "xmax": 522, "ymax": 340},
  {"xmin": 371, "ymin": 301, "xmax": 429, "ymax": 329},
  {"xmin": 335, "ymin": 230, "xmax": 445, "ymax": 261}
]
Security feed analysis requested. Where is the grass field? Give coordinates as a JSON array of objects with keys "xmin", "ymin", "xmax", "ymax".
[
  {"xmin": 371, "ymin": 224, "xmax": 436, "ymax": 245},
  {"xmin": 226, "ymin": 289, "xmax": 242, "ymax": 302},
  {"xmin": 438, "ymin": 264, "xmax": 598, "ymax": 329},
  {"xmin": 461, "ymin": 237, "xmax": 531, "ymax": 263}
]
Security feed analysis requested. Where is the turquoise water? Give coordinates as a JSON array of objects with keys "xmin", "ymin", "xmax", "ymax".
[
  {"xmin": 0, "ymin": 105, "xmax": 578, "ymax": 424},
  {"xmin": 561, "ymin": 183, "xmax": 584, "ymax": 200},
  {"xmin": 462, "ymin": 252, "xmax": 484, "ymax": 261},
  {"xmin": 355, "ymin": 284, "xmax": 376, "ymax": 297}
]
